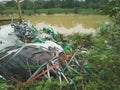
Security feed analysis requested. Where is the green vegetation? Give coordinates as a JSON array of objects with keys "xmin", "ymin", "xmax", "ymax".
[
  {"xmin": 0, "ymin": 0, "xmax": 120, "ymax": 90},
  {"xmin": 0, "ymin": 0, "xmax": 109, "ymax": 15},
  {"xmin": 1, "ymin": 8, "xmax": 100, "ymax": 15},
  {"xmin": 1, "ymin": 0, "xmax": 109, "ymax": 9}
]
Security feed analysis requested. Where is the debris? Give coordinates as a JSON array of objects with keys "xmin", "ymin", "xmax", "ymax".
[
  {"xmin": 0, "ymin": 41, "xmax": 2, "ymax": 44},
  {"xmin": 0, "ymin": 21, "xmax": 91, "ymax": 90}
]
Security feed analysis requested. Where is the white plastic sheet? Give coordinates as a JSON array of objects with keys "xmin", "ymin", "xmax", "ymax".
[{"xmin": 0, "ymin": 25, "xmax": 20, "ymax": 50}]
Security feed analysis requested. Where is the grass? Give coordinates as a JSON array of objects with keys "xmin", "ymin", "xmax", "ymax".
[{"xmin": 1, "ymin": 8, "xmax": 99, "ymax": 15}]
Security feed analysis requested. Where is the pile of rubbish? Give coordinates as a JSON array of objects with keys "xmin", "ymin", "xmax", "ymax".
[{"xmin": 0, "ymin": 21, "xmax": 91, "ymax": 89}]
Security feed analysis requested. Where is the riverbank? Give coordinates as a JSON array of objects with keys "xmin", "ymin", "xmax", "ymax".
[
  {"xmin": 0, "ymin": 8, "xmax": 100, "ymax": 15},
  {"xmin": 35, "ymin": 22, "xmax": 96, "ymax": 35}
]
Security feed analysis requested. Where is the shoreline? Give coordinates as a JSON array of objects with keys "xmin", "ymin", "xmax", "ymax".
[{"xmin": 1, "ymin": 23, "xmax": 96, "ymax": 35}]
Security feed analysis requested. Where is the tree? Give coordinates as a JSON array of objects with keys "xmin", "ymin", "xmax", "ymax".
[
  {"xmin": 54, "ymin": 0, "xmax": 61, "ymax": 8},
  {"xmin": 21, "ymin": 0, "xmax": 34, "ymax": 9},
  {"xmin": 34, "ymin": 0, "xmax": 41, "ymax": 9},
  {"xmin": 73, "ymin": 1, "xmax": 81, "ymax": 7},
  {"xmin": 102, "ymin": 0, "xmax": 120, "ymax": 18},
  {"xmin": 0, "ymin": 4, "xmax": 6, "ymax": 10},
  {"xmin": 84, "ymin": 0, "xmax": 109, "ymax": 9},
  {"xmin": 61, "ymin": 0, "xmax": 74, "ymax": 8},
  {"xmin": 5, "ymin": 0, "xmax": 17, "ymax": 9}
]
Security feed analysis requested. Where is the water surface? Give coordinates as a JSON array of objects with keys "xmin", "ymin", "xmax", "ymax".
[{"xmin": 23, "ymin": 14, "xmax": 109, "ymax": 29}]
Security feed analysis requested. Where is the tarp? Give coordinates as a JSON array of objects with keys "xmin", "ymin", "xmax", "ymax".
[
  {"xmin": 0, "ymin": 25, "xmax": 22, "ymax": 50},
  {"xmin": 0, "ymin": 45, "xmax": 55, "ymax": 81}
]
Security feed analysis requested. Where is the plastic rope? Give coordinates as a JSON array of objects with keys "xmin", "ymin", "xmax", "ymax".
[
  {"xmin": 69, "ymin": 78, "xmax": 78, "ymax": 90},
  {"xmin": 26, "ymin": 62, "xmax": 61, "ymax": 84}
]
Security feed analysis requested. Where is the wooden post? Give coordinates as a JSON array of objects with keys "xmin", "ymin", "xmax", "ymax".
[{"xmin": 17, "ymin": 0, "xmax": 22, "ymax": 22}]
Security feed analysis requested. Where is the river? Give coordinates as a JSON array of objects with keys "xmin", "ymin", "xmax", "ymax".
[
  {"xmin": 24, "ymin": 14, "xmax": 109, "ymax": 34},
  {"xmin": 0, "ymin": 14, "xmax": 109, "ymax": 34}
]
